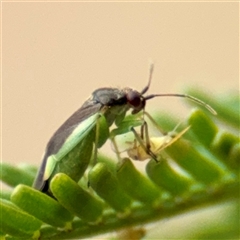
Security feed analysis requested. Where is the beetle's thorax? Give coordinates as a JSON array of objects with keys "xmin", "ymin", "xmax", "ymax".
[
  {"xmin": 91, "ymin": 87, "xmax": 146, "ymax": 114},
  {"xmin": 91, "ymin": 88, "xmax": 128, "ymax": 106}
]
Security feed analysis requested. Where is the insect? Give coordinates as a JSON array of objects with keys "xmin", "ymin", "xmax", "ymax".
[
  {"xmin": 127, "ymin": 125, "xmax": 191, "ymax": 161},
  {"xmin": 33, "ymin": 64, "xmax": 216, "ymax": 193}
]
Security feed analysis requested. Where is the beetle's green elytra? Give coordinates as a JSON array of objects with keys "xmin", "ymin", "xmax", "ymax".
[{"xmin": 33, "ymin": 64, "xmax": 216, "ymax": 194}]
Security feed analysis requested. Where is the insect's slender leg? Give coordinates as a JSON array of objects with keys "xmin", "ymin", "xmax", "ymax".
[
  {"xmin": 145, "ymin": 111, "xmax": 190, "ymax": 138},
  {"xmin": 144, "ymin": 111, "xmax": 167, "ymax": 135},
  {"xmin": 144, "ymin": 110, "xmax": 191, "ymax": 141},
  {"xmin": 110, "ymin": 137, "xmax": 122, "ymax": 161},
  {"xmin": 141, "ymin": 120, "xmax": 158, "ymax": 159},
  {"xmin": 138, "ymin": 117, "xmax": 153, "ymax": 155},
  {"xmin": 142, "ymin": 121, "xmax": 151, "ymax": 150},
  {"xmin": 130, "ymin": 125, "xmax": 159, "ymax": 162},
  {"xmin": 140, "ymin": 123, "xmax": 145, "ymax": 140}
]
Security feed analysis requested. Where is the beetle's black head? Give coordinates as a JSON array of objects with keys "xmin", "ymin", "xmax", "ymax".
[{"xmin": 125, "ymin": 88, "xmax": 146, "ymax": 114}]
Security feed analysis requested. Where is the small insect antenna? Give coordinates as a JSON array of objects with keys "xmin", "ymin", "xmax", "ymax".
[
  {"xmin": 140, "ymin": 63, "xmax": 154, "ymax": 95},
  {"xmin": 145, "ymin": 93, "xmax": 217, "ymax": 115}
]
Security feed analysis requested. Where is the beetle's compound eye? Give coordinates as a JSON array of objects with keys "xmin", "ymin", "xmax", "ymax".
[{"xmin": 126, "ymin": 90, "xmax": 145, "ymax": 114}]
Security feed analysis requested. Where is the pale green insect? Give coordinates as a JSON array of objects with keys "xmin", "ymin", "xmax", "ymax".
[
  {"xmin": 33, "ymin": 64, "xmax": 216, "ymax": 194},
  {"xmin": 127, "ymin": 125, "xmax": 191, "ymax": 161}
]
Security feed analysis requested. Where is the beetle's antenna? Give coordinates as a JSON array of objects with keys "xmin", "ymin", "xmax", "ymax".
[
  {"xmin": 141, "ymin": 63, "xmax": 154, "ymax": 95},
  {"xmin": 145, "ymin": 93, "xmax": 217, "ymax": 115}
]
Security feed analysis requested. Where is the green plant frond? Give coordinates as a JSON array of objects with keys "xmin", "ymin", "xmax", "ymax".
[{"xmin": 0, "ymin": 91, "xmax": 239, "ymax": 239}]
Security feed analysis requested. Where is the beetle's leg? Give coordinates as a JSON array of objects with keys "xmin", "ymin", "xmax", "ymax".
[
  {"xmin": 130, "ymin": 124, "xmax": 159, "ymax": 162},
  {"xmin": 144, "ymin": 111, "xmax": 190, "ymax": 138},
  {"xmin": 144, "ymin": 111, "xmax": 167, "ymax": 135},
  {"xmin": 139, "ymin": 120, "xmax": 151, "ymax": 148},
  {"xmin": 142, "ymin": 121, "xmax": 151, "ymax": 150},
  {"xmin": 140, "ymin": 122, "xmax": 145, "ymax": 140},
  {"xmin": 110, "ymin": 136, "xmax": 122, "ymax": 161}
]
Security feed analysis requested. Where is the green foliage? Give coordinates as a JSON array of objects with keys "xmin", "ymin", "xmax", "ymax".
[{"xmin": 0, "ymin": 90, "xmax": 239, "ymax": 239}]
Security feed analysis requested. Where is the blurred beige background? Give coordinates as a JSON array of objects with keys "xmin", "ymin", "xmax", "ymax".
[{"xmin": 2, "ymin": 2, "xmax": 238, "ymax": 166}]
